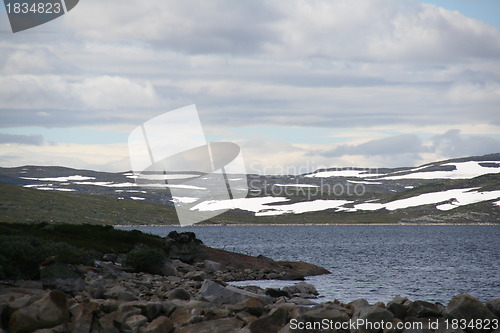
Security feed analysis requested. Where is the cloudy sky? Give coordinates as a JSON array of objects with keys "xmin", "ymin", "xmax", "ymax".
[{"xmin": 1, "ymin": 0, "xmax": 499, "ymax": 174}]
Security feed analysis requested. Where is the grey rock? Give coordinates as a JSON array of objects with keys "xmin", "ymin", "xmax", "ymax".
[
  {"xmin": 249, "ymin": 308, "xmax": 288, "ymax": 333},
  {"xmin": 104, "ymin": 285, "xmax": 138, "ymax": 301},
  {"xmin": 69, "ymin": 301, "xmax": 99, "ymax": 333},
  {"xmin": 168, "ymin": 287, "xmax": 191, "ymax": 301},
  {"xmin": 353, "ymin": 305, "xmax": 395, "ymax": 333},
  {"xmin": 185, "ymin": 270, "xmax": 209, "ymax": 281},
  {"xmin": 486, "ymin": 298, "xmax": 500, "ymax": 317},
  {"xmin": 145, "ymin": 316, "xmax": 174, "ymax": 333},
  {"xmin": 120, "ymin": 301, "xmax": 164, "ymax": 320},
  {"xmin": 444, "ymin": 294, "xmax": 499, "ymax": 333},
  {"xmin": 199, "ymin": 280, "xmax": 272, "ymax": 305},
  {"xmin": 282, "ymin": 282, "xmax": 318, "ymax": 297},
  {"xmin": 125, "ymin": 314, "xmax": 148, "ymax": 330},
  {"xmin": 9, "ymin": 290, "xmax": 69, "ymax": 333},
  {"xmin": 406, "ymin": 300, "xmax": 444, "ymax": 318},
  {"xmin": 179, "ymin": 317, "xmax": 244, "ymax": 333},
  {"xmin": 203, "ymin": 260, "xmax": 222, "ymax": 272},
  {"xmin": 287, "ymin": 297, "xmax": 317, "ymax": 305}
]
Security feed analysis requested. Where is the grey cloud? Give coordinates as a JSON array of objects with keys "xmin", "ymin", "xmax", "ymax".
[
  {"xmin": 317, "ymin": 134, "xmax": 425, "ymax": 158},
  {"xmin": 432, "ymin": 129, "xmax": 500, "ymax": 157},
  {"xmin": 0, "ymin": 133, "xmax": 43, "ymax": 145}
]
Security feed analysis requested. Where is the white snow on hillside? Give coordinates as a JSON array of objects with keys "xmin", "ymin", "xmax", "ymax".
[
  {"xmin": 274, "ymin": 184, "xmax": 319, "ymax": 188},
  {"xmin": 381, "ymin": 161, "xmax": 500, "ymax": 180},
  {"xmin": 191, "ymin": 187, "xmax": 500, "ymax": 216},
  {"xmin": 254, "ymin": 199, "xmax": 351, "ymax": 216},
  {"xmin": 305, "ymin": 170, "xmax": 383, "ymax": 178},
  {"xmin": 21, "ymin": 175, "xmax": 95, "ymax": 181}
]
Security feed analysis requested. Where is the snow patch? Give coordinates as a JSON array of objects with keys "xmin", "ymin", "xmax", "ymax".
[{"xmin": 21, "ymin": 175, "xmax": 95, "ymax": 182}]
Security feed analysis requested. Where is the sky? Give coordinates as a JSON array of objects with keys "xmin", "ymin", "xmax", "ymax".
[{"xmin": 1, "ymin": 0, "xmax": 499, "ymax": 174}]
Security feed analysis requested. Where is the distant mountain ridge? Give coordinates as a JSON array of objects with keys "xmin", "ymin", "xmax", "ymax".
[{"xmin": 0, "ymin": 153, "xmax": 499, "ymax": 225}]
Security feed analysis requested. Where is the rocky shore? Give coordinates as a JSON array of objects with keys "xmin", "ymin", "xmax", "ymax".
[{"xmin": 0, "ymin": 232, "xmax": 499, "ymax": 333}]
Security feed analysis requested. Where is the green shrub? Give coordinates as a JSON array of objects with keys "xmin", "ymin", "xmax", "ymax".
[
  {"xmin": 0, "ymin": 234, "xmax": 94, "ymax": 279},
  {"xmin": 125, "ymin": 247, "xmax": 166, "ymax": 274}
]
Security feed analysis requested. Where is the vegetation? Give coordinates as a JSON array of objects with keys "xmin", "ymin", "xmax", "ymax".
[
  {"xmin": 0, "ymin": 183, "xmax": 178, "ymax": 225},
  {"xmin": 125, "ymin": 247, "xmax": 167, "ymax": 274},
  {"xmin": 0, "ymin": 222, "xmax": 169, "ymax": 279}
]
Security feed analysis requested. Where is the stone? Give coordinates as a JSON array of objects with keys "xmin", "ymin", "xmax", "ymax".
[
  {"xmin": 145, "ymin": 316, "xmax": 174, "ymax": 333},
  {"xmin": 104, "ymin": 285, "xmax": 138, "ymax": 301},
  {"xmin": 98, "ymin": 311, "xmax": 124, "ymax": 333},
  {"xmin": 168, "ymin": 288, "xmax": 191, "ymax": 301},
  {"xmin": 353, "ymin": 306, "xmax": 395, "ymax": 333},
  {"xmin": 161, "ymin": 260, "xmax": 178, "ymax": 277},
  {"xmin": 249, "ymin": 308, "xmax": 288, "ymax": 333},
  {"xmin": 287, "ymin": 297, "xmax": 317, "ymax": 306},
  {"xmin": 387, "ymin": 302, "xmax": 408, "ymax": 320},
  {"xmin": 125, "ymin": 314, "xmax": 148, "ymax": 330},
  {"xmin": 171, "ymin": 308, "xmax": 192, "ymax": 326},
  {"xmin": 406, "ymin": 301, "xmax": 444, "ymax": 318},
  {"xmin": 9, "ymin": 290, "xmax": 69, "ymax": 333},
  {"xmin": 32, "ymin": 323, "xmax": 69, "ymax": 332},
  {"xmin": 120, "ymin": 301, "xmax": 164, "ymax": 320},
  {"xmin": 40, "ymin": 263, "xmax": 85, "ymax": 293},
  {"xmin": 185, "ymin": 270, "xmax": 209, "ymax": 281},
  {"xmin": 282, "ymin": 282, "xmax": 318, "ymax": 298},
  {"xmin": 198, "ymin": 280, "xmax": 272, "ymax": 305},
  {"xmin": 349, "ymin": 298, "xmax": 371, "ymax": 314},
  {"xmin": 69, "ymin": 301, "xmax": 99, "ymax": 333},
  {"xmin": 444, "ymin": 294, "xmax": 499, "ymax": 333},
  {"xmin": 265, "ymin": 288, "xmax": 290, "ymax": 298},
  {"xmin": 204, "ymin": 260, "xmax": 222, "ymax": 272},
  {"xmin": 232, "ymin": 297, "xmax": 266, "ymax": 317},
  {"xmin": 301, "ymin": 306, "xmax": 349, "ymax": 323},
  {"xmin": 486, "ymin": 298, "xmax": 500, "ymax": 317},
  {"xmin": 180, "ymin": 317, "xmax": 244, "ymax": 333}
]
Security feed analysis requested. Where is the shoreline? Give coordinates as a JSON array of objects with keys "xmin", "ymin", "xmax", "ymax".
[{"xmin": 115, "ymin": 222, "xmax": 500, "ymax": 227}]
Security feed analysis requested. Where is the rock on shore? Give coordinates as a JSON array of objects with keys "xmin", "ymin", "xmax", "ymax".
[{"xmin": 0, "ymin": 231, "xmax": 498, "ymax": 333}]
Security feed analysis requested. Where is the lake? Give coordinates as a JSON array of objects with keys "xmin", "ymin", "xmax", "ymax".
[{"xmin": 118, "ymin": 224, "xmax": 500, "ymax": 305}]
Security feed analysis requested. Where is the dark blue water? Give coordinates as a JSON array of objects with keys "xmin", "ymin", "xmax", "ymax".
[{"xmin": 119, "ymin": 225, "xmax": 500, "ymax": 304}]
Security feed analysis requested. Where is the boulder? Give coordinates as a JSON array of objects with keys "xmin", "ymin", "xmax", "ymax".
[
  {"xmin": 104, "ymin": 285, "xmax": 138, "ymax": 301},
  {"xmin": 444, "ymin": 294, "xmax": 499, "ymax": 333},
  {"xmin": 204, "ymin": 260, "xmax": 222, "ymax": 272},
  {"xmin": 300, "ymin": 306, "xmax": 349, "ymax": 323},
  {"xmin": 145, "ymin": 316, "xmax": 174, "ymax": 333},
  {"xmin": 9, "ymin": 290, "xmax": 69, "ymax": 333},
  {"xmin": 282, "ymin": 282, "xmax": 318, "ymax": 298},
  {"xmin": 387, "ymin": 302, "xmax": 408, "ymax": 320},
  {"xmin": 249, "ymin": 308, "xmax": 288, "ymax": 333},
  {"xmin": 232, "ymin": 298, "xmax": 266, "ymax": 317},
  {"xmin": 165, "ymin": 231, "xmax": 203, "ymax": 263},
  {"xmin": 69, "ymin": 301, "xmax": 99, "ymax": 333},
  {"xmin": 125, "ymin": 314, "xmax": 148, "ymax": 331},
  {"xmin": 168, "ymin": 288, "xmax": 191, "ymax": 301},
  {"xmin": 198, "ymin": 280, "xmax": 272, "ymax": 305},
  {"xmin": 120, "ymin": 301, "xmax": 164, "ymax": 320},
  {"xmin": 406, "ymin": 301, "xmax": 443, "ymax": 319},
  {"xmin": 98, "ymin": 311, "xmax": 124, "ymax": 333},
  {"xmin": 265, "ymin": 288, "xmax": 290, "ymax": 298},
  {"xmin": 486, "ymin": 298, "xmax": 500, "ymax": 317},
  {"xmin": 185, "ymin": 270, "xmax": 209, "ymax": 281},
  {"xmin": 349, "ymin": 298, "xmax": 370, "ymax": 314},
  {"xmin": 40, "ymin": 263, "xmax": 85, "ymax": 293},
  {"xmin": 287, "ymin": 297, "xmax": 317, "ymax": 306},
  {"xmin": 179, "ymin": 317, "xmax": 244, "ymax": 333},
  {"xmin": 160, "ymin": 260, "xmax": 178, "ymax": 277},
  {"xmin": 353, "ymin": 305, "xmax": 395, "ymax": 333}
]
